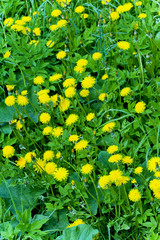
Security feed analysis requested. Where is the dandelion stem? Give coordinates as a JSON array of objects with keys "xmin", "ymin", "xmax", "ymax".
[{"xmin": 123, "ymin": 185, "xmax": 131, "ymax": 214}]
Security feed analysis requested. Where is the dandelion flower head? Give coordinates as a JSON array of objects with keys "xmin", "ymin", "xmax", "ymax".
[
  {"xmin": 74, "ymin": 140, "xmax": 88, "ymax": 151},
  {"xmin": 3, "ymin": 145, "xmax": 15, "ymax": 158},
  {"xmin": 53, "ymin": 167, "xmax": 69, "ymax": 181},
  {"xmin": 128, "ymin": 189, "xmax": 141, "ymax": 202},
  {"xmin": 135, "ymin": 101, "xmax": 146, "ymax": 113},
  {"xmin": 81, "ymin": 164, "xmax": 93, "ymax": 174},
  {"xmin": 107, "ymin": 145, "xmax": 118, "ymax": 154},
  {"xmin": 39, "ymin": 112, "xmax": 51, "ymax": 124}
]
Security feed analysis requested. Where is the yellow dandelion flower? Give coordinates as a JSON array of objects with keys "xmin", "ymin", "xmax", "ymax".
[
  {"xmin": 16, "ymin": 157, "xmax": 26, "ymax": 169},
  {"xmin": 155, "ymin": 171, "xmax": 160, "ymax": 178},
  {"xmin": 80, "ymin": 13, "xmax": 88, "ymax": 19},
  {"xmin": 21, "ymin": 90, "xmax": 27, "ymax": 96},
  {"xmin": 80, "ymin": 89, "xmax": 89, "ymax": 97},
  {"xmin": 108, "ymin": 154, "xmax": 123, "ymax": 163},
  {"xmin": 29, "ymin": 40, "xmax": 39, "ymax": 46},
  {"xmin": 135, "ymin": 101, "xmax": 146, "ymax": 113},
  {"xmin": 3, "ymin": 145, "xmax": 15, "ymax": 158},
  {"xmin": 67, "ymin": 219, "xmax": 84, "ymax": 228},
  {"xmin": 98, "ymin": 175, "xmax": 111, "ymax": 189},
  {"xmin": 46, "ymin": 40, "xmax": 55, "ymax": 48},
  {"xmin": 123, "ymin": 3, "xmax": 133, "ymax": 12},
  {"xmin": 77, "ymin": 59, "xmax": 88, "ymax": 67},
  {"xmin": 15, "ymin": 20, "xmax": 25, "ymax": 25},
  {"xmin": 81, "ymin": 164, "xmax": 93, "ymax": 174},
  {"xmin": 4, "ymin": 18, "xmax": 14, "ymax": 26},
  {"xmin": 74, "ymin": 65, "xmax": 86, "ymax": 73},
  {"xmin": 33, "ymin": 159, "xmax": 45, "ymax": 173},
  {"xmin": 10, "ymin": 24, "xmax": 24, "ymax": 31},
  {"xmin": 131, "ymin": 179, "xmax": 137, "ymax": 184},
  {"xmin": 136, "ymin": 1, "xmax": 142, "ymax": 6},
  {"xmin": 11, "ymin": 119, "xmax": 17, "ymax": 124},
  {"xmin": 16, "ymin": 120, "xmax": 23, "ymax": 130},
  {"xmin": 4, "ymin": 50, "xmax": 11, "ymax": 58},
  {"xmin": 81, "ymin": 76, "xmax": 96, "ymax": 89},
  {"xmin": 68, "ymin": 135, "xmax": 79, "ymax": 142},
  {"xmin": 50, "ymin": 94, "xmax": 59, "ymax": 107},
  {"xmin": 117, "ymin": 41, "xmax": 130, "ymax": 50},
  {"xmin": 101, "ymin": 0, "xmax": 111, "ymax": 4},
  {"xmin": 57, "ymin": 19, "xmax": 67, "ymax": 28},
  {"xmin": 122, "ymin": 156, "xmax": 133, "ymax": 165},
  {"xmin": 99, "ymin": 93, "xmax": 108, "ymax": 101},
  {"xmin": 153, "ymin": 190, "xmax": 160, "ymax": 199},
  {"xmin": 114, "ymin": 176, "xmax": 130, "ymax": 186},
  {"xmin": 53, "ymin": 167, "xmax": 69, "ymax": 181},
  {"xmin": 37, "ymin": 89, "xmax": 50, "ymax": 96},
  {"xmin": 43, "ymin": 150, "xmax": 54, "ymax": 161},
  {"xmin": 75, "ymin": 6, "xmax": 85, "ymax": 13},
  {"xmin": 49, "ymin": 24, "xmax": 59, "ymax": 31},
  {"xmin": 59, "ymin": 97, "xmax": 70, "ymax": 111},
  {"xmin": 149, "ymin": 179, "xmax": 160, "ymax": 191},
  {"xmin": 116, "ymin": 5, "xmax": 125, "ymax": 14},
  {"xmin": 33, "ymin": 76, "xmax": 45, "ymax": 85},
  {"xmin": 33, "ymin": 11, "xmax": 39, "ymax": 16},
  {"xmin": 134, "ymin": 166, "xmax": 143, "ymax": 174},
  {"xmin": 109, "ymin": 11, "xmax": 120, "ymax": 21},
  {"xmin": 107, "ymin": 145, "xmax": 118, "ymax": 154},
  {"xmin": 43, "ymin": 126, "xmax": 53, "ymax": 135},
  {"xmin": 5, "ymin": 95, "xmax": 16, "ymax": 106},
  {"xmin": 102, "ymin": 74, "xmax": 108, "ymax": 80},
  {"xmin": 92, "ymin": 52, "xmax": 102, "ymax": 60},
  {"xmin": 148, "ymin": 157, "xmax": 160, "ymax": 172},
  {"xmin": 38, "ymin": 94, "xmax": 50, "ymax": 104},
  {"xmin": 17, "ymin": 95, "xmax": 29, "ymax": 106},
  {"xmin": 56, "ymin": 51, "xmax": 66, "ymax": 60},
  {"xmin": 6, "ymin": 85, "xmax": 15, "ymax": 91},
  {"xmin": 52, "ymin": 127, "xmax": 63, "ymax": 137},
  {"xmin": 39, "ymin": 112, "xmax": 51, "ymax": 124},
  {"xmin": 51, "ymin": 9, "xmax": 62, "ymax": 17},
  {"xmin": 57, "ymin": 0, "xmax": 72, "ymax": 7},
  {"xmin": 49, "ymin": 73, "xmax": 62, "ymax": 82},
  {"xmin": 45, "ymin": 162, "xmax": 57, "ymax": 175},
  {"xmin": 66, "ymin": 114, "xmax": 79, "ymax": 126},
  {"xmin": 65, "ymin": 87, "xmax": 76, "ymax": 98},
  {"xmin": 33, "ymin": 27, "xmax": 41, "ymax": 36},
  {"xmin": 109, "ymin": 169, "xmax": 123, "ymax": 182},
  {"xmin": 86, "ymin": 113, "xmax": 95, "ymax": 121},
  {"xmin": 74, "ymin": 140, "xmax": 88, "ymax": 151},
  {"xmin": 25, "ymin": 152, "xmax": 36, "ymax": 163},
  {"xmin": 63, "ymin": 78, "xmax": 76, "ymax": 88},
  {"xmin": 128, "ymin": 189, "xmax": 141, "ymax": 202},
  {"xmin": 21, "ymin": 16, "xmax": 32, "ymax": 22},
  {"xmin": 102, "ymin": 122, "xmax": 116, "ymax": 133},
  {"xmin": 120, "ymin": 87, "xmax": 131, "ymax": 97},
  {"xmin": 21, "ymin": 26, "xmax": 31, "ymax": 35},
  {"xmin": 138, "ymin": 13, "xmax": 147, "ymax": 19},
  {"xmin": 56, "ymin": 152, "xmax": 61, "ymax": 159}
]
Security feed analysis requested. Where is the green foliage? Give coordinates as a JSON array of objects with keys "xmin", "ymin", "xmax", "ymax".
[{"xmin": 56, "ymin": 224, "xmax": 99, "ymax": 240}]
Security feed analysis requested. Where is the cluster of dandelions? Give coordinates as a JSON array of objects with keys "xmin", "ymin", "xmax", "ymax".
[{"xmin": 2, "ymin": 146, "xmax": 69, "ymax": 182}]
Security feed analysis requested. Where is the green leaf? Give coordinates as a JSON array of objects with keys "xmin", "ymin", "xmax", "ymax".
[
  {"xmin": 98, "ymin": 151, "xmax": 113, "ymax": 170},
  {"xmin": 155, "ymin": 32, "xmax": 160, "ymax": 49},
  {"xmin": 56, "ymin": 224, "xmax": 98, "ymax": 240},
  {"xmin": 0, "ymin": 180, "xmax": 45, "ymax": 214},
  {"xmin": 0, "ymin": 102, "xmax": 17, "ymax": 123}
]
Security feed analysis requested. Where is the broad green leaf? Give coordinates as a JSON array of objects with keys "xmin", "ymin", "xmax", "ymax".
[{"xmin": 56, "ymin": 224, "xmax": 98, "ymax": 240}]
